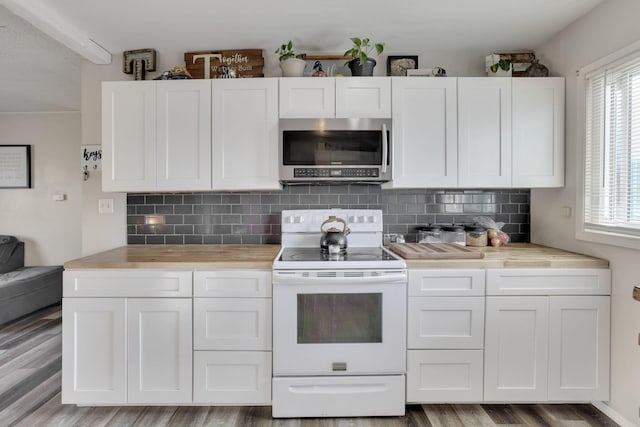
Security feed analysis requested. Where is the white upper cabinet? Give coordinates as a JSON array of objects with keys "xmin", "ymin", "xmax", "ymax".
[
  {"xmin": 458, "ymin": 77, "xmax": 512, "ymax": 188},
  {"xmin": 102, "ymin": 80, "xmax": 211, "ymax": 192},
  {"xmin": 335, "ymin": 77, "xmax": 391, "ymax": 118},
  {"xmin": 279, "ymin": 77, "xmax": 391, "ymax": 118},
  {"xmin": 279, "ymin": 78, "xmax": 335, "ymax": 118},
  {"xmin": 156, "ymin": 80, "xmax": 212, "ymax": 191},
  {"xmin": 102, "ymin": 81, "xmax": 156, "ymax": 192},
  {"xmin": 212, "ymin": 78, "xmax": 281, "ymax": 190},
  {"xmin": 388, "ymin": 77, "xmax": 458, "ymax": 188},
  {"xmin": 512, "ymin": 78, "xmax": 565, "ymax": 187}
]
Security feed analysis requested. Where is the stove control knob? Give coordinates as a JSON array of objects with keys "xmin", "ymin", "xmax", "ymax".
[
  {"xmin": 349, "ymin": 216, "xmax": 357, "ymax": 223},
  {"xmin": 358, "ymin": 216, "xmax": 366, "ymax": 223},
  {"xmin": 368, "ymin": 216, "xmax": 376, "ymax": 223},
  {"xmin": 284, "ymin": 216, "xmax": 293, "ymax": 224},
  {"xmin": 294, "ymin": 216, "xmax": 304, "ymax": 223}
]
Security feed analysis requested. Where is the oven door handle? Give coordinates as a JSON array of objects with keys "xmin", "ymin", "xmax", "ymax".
[
  {"xmin": 273, "ymin": 272, "xmax": 407, "ymax": 285},
  {"xmin": 381, "ymin": 123, "xmax": 388, "ymax": 174}
]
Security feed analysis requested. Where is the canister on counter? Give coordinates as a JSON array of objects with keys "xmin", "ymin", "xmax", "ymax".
[
  {"xmin": 441, "ymin": 224, "xmax": 466, "ymax": 246},
  {"xmin": 416, "ymin": 225, "xmax": 442, "ymax": 243},
  {"xmin": 465, "ymin": 224, "xmax": 488, "ymax": 247}
]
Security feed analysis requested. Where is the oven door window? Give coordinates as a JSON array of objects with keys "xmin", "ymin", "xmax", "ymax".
[
  {"xmin": 297, "ymin": 293, "xmax": 382, "ymax": 344},
  {"xmin": 283, "ymin": 131, "xmax": 384, "ymax": 166}
]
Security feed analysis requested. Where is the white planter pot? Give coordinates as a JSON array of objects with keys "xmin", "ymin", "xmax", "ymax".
[
  {"xmin": 279, "ymin": 58, "xmax": 306, "ymax": 77},
  {"xmin": 488, "ymin": 67, "xmax": 512, "ymax": 77}
]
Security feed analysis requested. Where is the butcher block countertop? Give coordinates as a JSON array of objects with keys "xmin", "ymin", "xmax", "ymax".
[
  {"xmin": 64, "ymin": 245, "xmax": 281, "ymax": 270},
  {"xmin": 399, "ymin": 243, "xmax": 609, "ymax": 269},
  {"xmin": 64, "ymin": 243, "xmax": 608, "ymax": 270}
]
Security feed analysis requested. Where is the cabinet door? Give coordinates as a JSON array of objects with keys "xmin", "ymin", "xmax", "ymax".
[
  {"xmin": 156, "ymin": 80, "xmax": 211, "ymax": 191},
  {"xmin": 484, "ymin": 296, "xmax": 549, "ymax": 401},
  {"xmin": 512, "ymin": 78, "xmax": 564, "ymax": 188},
  {"xmin": 279, "ymin": 77, "xmax": 335, "ymax": 118},
  {"xmin": 102, "ymin": 81, "xmax": 156, "ymax": 192},
  {"xmin": 127, "ymin": 298, "xmax": 192, "ymax": 404},
  {"xmin": 548, "ymin": 296, "xmax": 610, "ymax": 401},
  {"xmin": 407, "ymin": 350, "xmax": 483, "ymax": 403},
  {"xmin": 408, "ymin": 296, "xmax": 484, "ymax": 349},
  {"xmin": 193, "ymin": 351, "xmax": 272, "ymax": 404},
  {"xmin": 62, "ymin": 298, "xmax": 126, "ymax": 404},
  {"xmin": 212, "ymin": 78, "xmax": 281, "ymax": 190},
  {"xmin": 194, "ymin": 298, "xmax": 272, "ymax": 350},
  {"xmin": 389, "ymin": 77, "xmax": 457, "ymax": 188},
  {"xmin": 458, "ymin": 78, "xmax": 512, "ymax": 188},
  {"xmin": 336, "ymin": 77, "xmax": 391, "ymax": 118}
]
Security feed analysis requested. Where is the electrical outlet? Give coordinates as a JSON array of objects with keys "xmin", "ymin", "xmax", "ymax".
[{"xmin": 98, "ymin": 198, "xmax": 114, "ymax": 214}]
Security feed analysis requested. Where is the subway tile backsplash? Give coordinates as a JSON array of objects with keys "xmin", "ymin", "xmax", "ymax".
[{"xmin": 127, "ymin": 186, "xmax": 530, "ymax": 245}]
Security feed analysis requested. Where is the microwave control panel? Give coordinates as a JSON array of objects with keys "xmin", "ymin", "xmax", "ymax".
[{"xmin": 293, "ymin": 168, "xmax": 380, "ymax": 178}]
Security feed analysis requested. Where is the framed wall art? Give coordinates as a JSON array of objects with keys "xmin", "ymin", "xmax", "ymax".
[
  {"xmin": 0, "ymin": 145, "xmax": 31, "ymax": 188},
  {"xmin": 387, "ymin": 56, "xmax": 419, "ymax": 76}
]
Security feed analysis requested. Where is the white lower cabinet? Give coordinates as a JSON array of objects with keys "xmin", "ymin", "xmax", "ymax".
[
  {"xmin": 484, "ymin": 268, "xmax": 611, "ymax": 402},
  {"xmin": 193, "ymin": 351, "xmax": 272, "ymax": 404},
  {"xmin": 406, "ymin": 269, "xmax": 485, "ymax": 403},
  {"xmin": 62, "ymin": 298, "xmax": 127, "ymax": 404},
  {"xmin": 193, "ymin": 270, "xmax": 273, "ymax": 405},
  {"xmin": 548, "ymin": 296, "xmax": 610, "ymax": 401},
  {"xmin": 484, "ymin": 296, "xmax": 549, "ymax": 401},
  {"xmin": 62, "ymin": 270, "xmax": 193, "ymax": 405},
  {"xmin": 127, "ymin": 298, "xmax": 192, "ymax": 404},
  {"xmin": 407, "ymin": 350, "xmax": 483, "ymax": 403}
]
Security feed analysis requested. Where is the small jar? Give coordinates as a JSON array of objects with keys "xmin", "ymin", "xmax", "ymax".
[
  {"xmin": 465, "ymin": 224, "xmax": 488, "ymax": 247},
  {"xmin": 416, "ymin": 225, "xmax": 442, "ymax": 243},
  {"xmin": 441, "ymin": 224, "xmax": 466, "ymax": 246}
]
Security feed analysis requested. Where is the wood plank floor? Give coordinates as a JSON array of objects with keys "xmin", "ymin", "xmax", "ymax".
[{"xmin": 0, "ymin": 306, "xmax": 620, "ymax": 427}]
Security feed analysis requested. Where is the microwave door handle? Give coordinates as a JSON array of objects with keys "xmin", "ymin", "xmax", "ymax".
[{"xmin": 381, "ymin": 123, "xmax": 388, "ymax": 174}]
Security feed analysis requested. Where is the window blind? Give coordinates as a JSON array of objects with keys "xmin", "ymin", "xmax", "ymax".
[{"xmin": 584, "ymin": 50, "xmax": 640, "ymax": 237}]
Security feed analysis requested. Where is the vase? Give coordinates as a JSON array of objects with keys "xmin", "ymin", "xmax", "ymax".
[
  {"xmin": 348, "ymin": 58, "xmax": 376, "ymax": 76},
  {"xmin": 279, "ymin": 58, "xmax": 306, "ymax": 77}
]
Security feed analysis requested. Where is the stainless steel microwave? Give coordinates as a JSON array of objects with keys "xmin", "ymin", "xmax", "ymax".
[{"xmin": 279, "ymin": 118, "xmax": 392, "ymax": 184}]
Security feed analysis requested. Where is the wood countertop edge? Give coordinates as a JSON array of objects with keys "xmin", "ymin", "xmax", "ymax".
[{"xmin": 63, "ymin": 243, "xmax": 609, "ymax": 270}]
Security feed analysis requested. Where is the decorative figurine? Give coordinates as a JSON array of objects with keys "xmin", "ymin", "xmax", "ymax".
[
  {"xmin": 525, "ymin": 58, "xmax": 549, "ymax": 77},
  {"xmin": 312, "ymin": 60, "xmax": 327, "ymax": 77}
]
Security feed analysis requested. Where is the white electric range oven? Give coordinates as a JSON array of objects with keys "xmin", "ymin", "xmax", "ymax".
[{"xmin": 272, "ymin": 209, "xmax": 407, "ymax": 418}]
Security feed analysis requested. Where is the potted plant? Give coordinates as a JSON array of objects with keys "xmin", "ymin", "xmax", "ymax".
[
  {"xmin": 343, "ymin": 37, "xmax": 385, "ymax": 76},
  {"xmin": 275, "ymin": 41, "xmax": 307, "ymax": 77},
  {"xmin": 488, "ymin": 58, "xmax": 512, "ymax": 77}
]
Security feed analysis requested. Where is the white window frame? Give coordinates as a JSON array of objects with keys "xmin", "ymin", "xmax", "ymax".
[{"xmin": 577, "ymin": 39, "xmax": 640, "ymax": 250}]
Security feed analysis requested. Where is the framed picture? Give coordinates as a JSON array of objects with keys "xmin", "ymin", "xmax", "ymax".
[
  {"xmin": 387, "ymin": 56, "xmax": 419, "ymax": 76},
  {"xmin": 0, "ymin": 145, "xmax": 31, "ymax": 188}
]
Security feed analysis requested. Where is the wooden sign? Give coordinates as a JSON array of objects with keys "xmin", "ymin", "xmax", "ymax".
[{"xmin": 184, "ymin": 49, "xmax": 264, "ymax": 79}]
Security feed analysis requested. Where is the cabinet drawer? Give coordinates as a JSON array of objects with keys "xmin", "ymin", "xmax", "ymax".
[
  {"xmin": 486, "ymin": 268, "xmax": 611, "ymax": 295},
  {"xmin": 408, "ymin": 297, "xmax": 484, "ymax": 349},
  {"xmin": 63, "ymin": 270, "xmax": 192, "ymax": 297},
  {"xmin": 407, "ymin": 350, "xmax": 483, "ymax": 403},
  {"xmin": 194, "ymin": 298, "xmax": 272, "ymax": 350},
  {"xmin": 193, "ymin": 351, "xmax": 271, "ymax": 404},
  {"xmin": 194, "ymin": 270, "xmax": 271, "ymax": 297},
  {"xmin": 408, "ymin": 269, "xmax": 485, "ymax": 296}
]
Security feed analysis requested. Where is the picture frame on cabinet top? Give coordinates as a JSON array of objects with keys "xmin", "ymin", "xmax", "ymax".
[{"xmin": 387, "ymin": 56, "xmax": 419, "ymax": 76}]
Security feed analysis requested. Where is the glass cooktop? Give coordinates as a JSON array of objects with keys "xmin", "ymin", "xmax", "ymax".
[{"xmin": 278, "ymin": 247, "xmax": 398, "ymax": 262}]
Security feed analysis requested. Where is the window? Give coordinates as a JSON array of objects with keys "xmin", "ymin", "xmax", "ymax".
[{"xmin": 581, "ymin": 45, "xmax": 640, "ymax": 247}]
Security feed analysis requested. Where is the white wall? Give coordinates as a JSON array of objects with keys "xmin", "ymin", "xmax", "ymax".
[
  {"xmin": 0, "ymin": 112, "xmax": 82, "ymax": 265},
  {"xmin": 533, "ymin": 0, "xmax": 640, "ymax": 424}
]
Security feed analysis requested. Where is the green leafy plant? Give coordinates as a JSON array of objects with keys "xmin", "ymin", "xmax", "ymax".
[
  {"xmin": 275, "ymin": 41, "xmax": 306, "ymax": 62},
  {"xmin": 490, "ymin": 58, "xmax": 512, "ymax": 73},
  {"xmin": 343, "ymin": 37, "xmax": 385, "ymax": 65}
]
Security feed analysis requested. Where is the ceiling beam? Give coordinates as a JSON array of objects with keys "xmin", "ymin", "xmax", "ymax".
[{"xmin": 1, "ymin": 0, "xmax": 111, "ymax": 64}]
